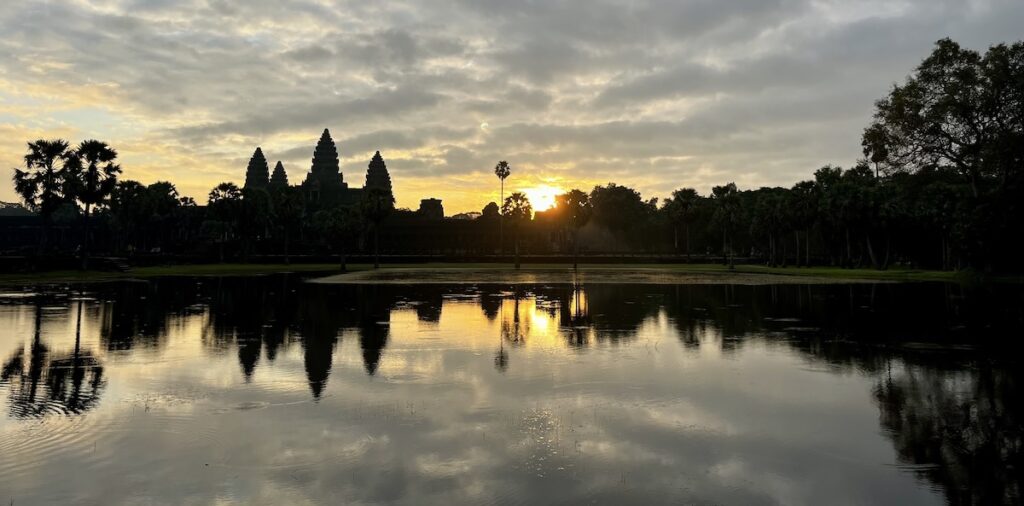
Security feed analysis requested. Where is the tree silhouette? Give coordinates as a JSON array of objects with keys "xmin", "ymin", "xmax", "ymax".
[
  {"xmin": 239, "ymin": 187, "xmax": 273, "ymax": 261},
  {"xmin": 554, "ymin": 189, "xmax": 592, "ymax": 270},
  {"xmin": 789, "ymin": 180, "xmax": 817, "ymax": 266},
  {"xmin": 664, "ymin": 188, "xmax": 699, "ymax": 257},
  {"xmin": 590, "ymin": 183, "xmax": 652, "ymax": 248},
  {"xmin": 361, "ymin": 187, "xmax": 394, "ymax": 269},
  {"xmin": 13, "ymin": 139, "xmax": 76, "ymax": 252},
  {"xmin": 313, "ymin": 205, "xmax": 362, "ymax": 271},
  {"xmin": 863, "ymin": 39, "xmax": 1023, "ymax": 197},
  {"xmin": 711, "ymin": 183, "xmax": 739, "ymax": 267},
  {"xmin": 1, "ymin": 298, "xmax": 104, "ymax": 418},
  {"xmin": 493, "ymin": 160, "xmax": 511, "ymax": 254},
  {"xmin": 272, "ymin": 185, "xmax": 303, "ymax": 263},
  {"xmin": 481, "ymin": 201, "xmax": 499, "ymax": 219},
  {"xmin": 502, "ymin": 192, "xmax": 532, "ymax": 269},
  {"xmin": 67, "ymin": 140, "xmax": 120, "ymax": 269},
  {"xmin": 205, "ymin": 182, "xmax": 242, "ymax": 262}
]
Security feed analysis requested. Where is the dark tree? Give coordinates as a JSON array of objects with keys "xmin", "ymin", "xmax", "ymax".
[
  {"xmin": 272, "ymin": 185, "xmax": 303, "ymax": 263},
  {"xmin": 13, "ymin": 139, "xmax": 77, "ymax": 252},
  {"xmin": 590, "ymin": 183, "xmax": 651, "ymax": 248},
  {"xmin": 554, "ymin": 189, "xmax": 592, "ymax": 270},
  {"xmin": 313, "ymin": 205, "xmax": 362, "ymax": 271},
  {"xmin": 664, "ymin": 188, "xmax": 700, "ymax": 257},
  {"xmin": 67, "ymin": 140, "xmax": 120, "ymax": 268},
  {"xmin": 239, "ymin": 187, "xmax": 273, "ymax": 261},
  {"xmin": 481, "ymin": 202, "xmax": 499, "ymax": 219},
  {"xmin": 494, "ymin": 161, "xmax": 511, "ymax": 253},
  {"xmin": 502, "ymin": 192, "xmax": 532, "ymax": 269},
  {"xmin": 863, "ymin": 39, "xmax": 1024, "ymax": 197},
  {"xmin": 361, "ymin": 188, "xmax": 394, "ymax": 269},
  {"xmin": 205, "ymin": 182, "xmax": 242, "ymax": 262},
  {"xmin": 710, "ymin": 183, "xmax": 739, "ymax": 267}
]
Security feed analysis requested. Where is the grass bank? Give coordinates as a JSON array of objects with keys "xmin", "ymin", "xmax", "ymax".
[
  {"xmin": 0, "ymin": 263, "xmax": 362, "ymax": 285},
  {"xmin": 0, "ymin": 262, "xmax": 1015, "ymax": 285}
]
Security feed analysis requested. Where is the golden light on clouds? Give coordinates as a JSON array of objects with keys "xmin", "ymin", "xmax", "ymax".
[
  {"xmin": 520, "ymin": 184, "xmax": 565, "ymax": 212},
  {"xmin": 2, "ymin": 0, "xmax": 1021, "ymax": 214}
]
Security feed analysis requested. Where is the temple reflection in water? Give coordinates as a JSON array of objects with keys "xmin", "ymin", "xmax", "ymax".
[{"xmin": 0, "ymin": 276, "xmax": 1021, "ymax": 504}]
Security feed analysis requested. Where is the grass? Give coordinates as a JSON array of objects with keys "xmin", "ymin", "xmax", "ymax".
[
  {"xmin": 0, "ymin": 261, "xmax": 1016, "ymax": 285},
  {"xmin": 0, "ymin": 263, "xmax": 362, "ymax": 285}
]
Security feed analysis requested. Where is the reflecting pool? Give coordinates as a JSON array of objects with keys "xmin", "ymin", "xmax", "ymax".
[{"xmin": 1, "ymin": 276, "xmax": 1021, "ymax": 504}]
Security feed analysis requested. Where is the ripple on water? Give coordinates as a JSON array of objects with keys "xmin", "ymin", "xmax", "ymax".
[{"xmin": 0, "ymin": 412, "xmax": 112, "ymax": 482}]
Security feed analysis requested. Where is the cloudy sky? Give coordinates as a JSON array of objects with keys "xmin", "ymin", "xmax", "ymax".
[{"xmin": 2, "ymin": 0, "xmax": 1022, "ymax": 213}]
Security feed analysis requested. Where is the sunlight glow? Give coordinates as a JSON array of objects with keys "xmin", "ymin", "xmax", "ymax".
[{"xmin": 520, "ymin": 184, "xmax": 564, "ymax": 212}]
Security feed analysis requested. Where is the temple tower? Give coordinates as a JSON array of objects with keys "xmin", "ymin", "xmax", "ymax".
[
  {"xmin": 303, "ymin": 128, "xmax": 347, "ymax": 204},
  {"xmin": 269, "ymin": 161, "xmax": 288, "ymax": 190},
  {"xmin": 365, "ymin": 151, "xmax": 394, "ymax": 204},
  {"xmin": 306, "ymin": 128, "xmax": 345, "ymax": 187},
  {"xmin": 243, "ymin": 147, "xmax": 269, "ymax": 190}
]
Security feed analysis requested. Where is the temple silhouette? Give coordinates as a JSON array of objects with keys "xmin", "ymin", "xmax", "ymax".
[{"xmin": 243, "ymin": 128, "xmax": 394, "ymax": 208}]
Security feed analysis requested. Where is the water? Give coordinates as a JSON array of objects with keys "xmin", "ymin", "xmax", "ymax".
[{"xmin": 0, "ymin": 275, "xmax": 1021, "ymax": 505}]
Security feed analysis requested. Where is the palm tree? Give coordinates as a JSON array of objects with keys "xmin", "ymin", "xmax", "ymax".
[
  {"xmin": 68, "ymin": 140, "xmax": 121, "ymax": 269},
  {"xmin": 555, "ymin": 189, "xmax": 592, "ymax": 270},
  {"xmin": 13, "ymin": 139, "xmax": 76, "ymax": 252},
  {"xmin": 710, "ymin": 183, "xmax": 739, "ymax": 268},
  {"xmin": 361, "ymin": 188, "xmax": 394, "ymax": 269},
  {"xmin": 502, "ymin": 192, "xmax": 532, "ymax": 270},
  {"xmin": 206, "ymin": 182, "xmax": 242, "ymax": 262},
  {"xmin": 494, "ymin": 161, "xmax": 511, "ymax": 254},
  {"xmin": 790, "ymin": 180, "xmax": 817, "ymax": 267},
  {"xmin": 665, "ymin": 188, "xmax": 699, "ymax": 258}
]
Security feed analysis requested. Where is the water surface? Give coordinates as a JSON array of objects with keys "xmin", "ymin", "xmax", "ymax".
[{"xmin": 1, "ymin": 276, "xmax": 1021, "ymax": 504}]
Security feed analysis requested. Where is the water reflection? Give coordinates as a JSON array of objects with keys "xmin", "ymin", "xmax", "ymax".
[
  {"xmin": 0, "ymin": 276, "xmax": 1021, "ymax": 504},
  {"xmin": 875, "ymin": 363, "xmax": 1023, "ymax": 505},
  {"xmin": 2, "ymin": 299, "xmax": 105, "ymax": 418}
]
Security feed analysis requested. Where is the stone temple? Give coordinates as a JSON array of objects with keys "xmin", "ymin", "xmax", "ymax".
[{"xmin": 243, "ymin": 128, "xmax": 395, "ymax": 208}]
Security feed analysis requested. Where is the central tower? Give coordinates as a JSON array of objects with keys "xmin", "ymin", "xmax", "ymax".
[{"xmin": 302, "ymin": 128, "xmax": 347, "ymax": 205}]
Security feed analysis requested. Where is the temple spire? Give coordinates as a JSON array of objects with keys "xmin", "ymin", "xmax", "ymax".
[
  {"xmin": 244, "ymin": 147, "xmax": 269, "ymax": 190},
  {"xmin": 309, "ymin": 128, "xmax": 342, "ymax": 185},
  {"xmin": 270, "ymin": 161, "xmax": 288, "ymax": 189},
  {"xmin": 365, "ymin": 150, "xmax": 394, "ymax": 204}
]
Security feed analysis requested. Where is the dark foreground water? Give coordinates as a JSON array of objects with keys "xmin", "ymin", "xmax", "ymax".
[{"xmin": 0, "ymin": 276, "xmax": 1021, "ymax": 505}]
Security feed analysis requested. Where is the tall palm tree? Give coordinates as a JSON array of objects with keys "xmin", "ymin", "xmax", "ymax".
[
  {"xmin": 493, "ymin": 161, "xmax": 511, "ymax": 254},
  {"xmin": 69, "ymin": 140, "xmax": 121, "ymax": 269},
  {"xmin": 502, "ymin": 192, "xmax": 532, "ymax": 270},
  {"xmin": 665, "ymin": 188, "xmax": 699, "ymax": 258},
  {"xmin": 13, "ymin": 139, "xmax": 76, "ymax": 252},
  {"xmin": 711, "ymin": 183, "xmax": 739, "ymax": 268}
]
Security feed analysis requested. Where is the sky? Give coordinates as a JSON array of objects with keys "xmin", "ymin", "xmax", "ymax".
[{"xmin": 1, "ymin": 0, "xmax": 1022, "ymax": 214}]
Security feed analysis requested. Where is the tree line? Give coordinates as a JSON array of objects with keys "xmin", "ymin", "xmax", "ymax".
[{"xmin": 8, "ymin": 38, "xmax": 1022, "ymax": 272}]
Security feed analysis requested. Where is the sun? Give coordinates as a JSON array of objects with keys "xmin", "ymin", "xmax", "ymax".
[{"xmin": 520, "ymin": 184, "xmax": 564, "ymax": 212}]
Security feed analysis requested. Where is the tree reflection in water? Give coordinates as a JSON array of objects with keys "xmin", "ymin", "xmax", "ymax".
[
  {"xmin": 0, "ymin": 276, "xmax": 1020, "ymax": 501},
  {"xmin": 1, "ymin": 299, "xmax": 105, "ymax": 418},
  {"xmin": 874, "ymin": 363, "xmax": 1022, "ymax": 504}
]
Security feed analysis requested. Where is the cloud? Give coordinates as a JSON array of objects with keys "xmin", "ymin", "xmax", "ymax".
[{"xmin": 1, "ymin": 0, "xmax": 1022, "ymax": 212}]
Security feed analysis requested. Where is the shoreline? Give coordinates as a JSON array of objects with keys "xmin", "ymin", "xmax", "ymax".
[
  {"xmin": 309, "ymin": 265, "xmax": 889, "ymax": 285},
  {"xmin": 1, "ymin": 262, "xmax": 1014, "ymax": 286}
]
